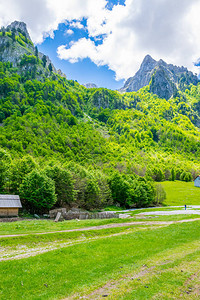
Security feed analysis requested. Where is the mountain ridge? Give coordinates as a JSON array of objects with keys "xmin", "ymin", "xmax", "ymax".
[
  {"xmin": 120, "ymin": 55, "xmax": 199, "ymax": 99},
  {"xmin": 0, "ymin": 21, "xmax": 66, "ymax": 79}
]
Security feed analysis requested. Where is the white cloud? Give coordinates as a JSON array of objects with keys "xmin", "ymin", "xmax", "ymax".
[
  {"xmin": 69, "ymin": 21, "xmax": 84, "ymax": 29},
  {"xmin": 65, "ymin": 29, "xmax": 74, "ymax": 36},
  {"xmin": 1, "ymin": 0, "xmax": 200, "ymax": 80}
]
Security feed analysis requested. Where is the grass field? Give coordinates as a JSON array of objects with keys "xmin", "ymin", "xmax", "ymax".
[
  {"xmin": 161, "ymin": 181, "xmax": 200, "ymax": 206},
  {"xmin": 1, "ymin": 208, "xmax": 200, "ymax": 299}
]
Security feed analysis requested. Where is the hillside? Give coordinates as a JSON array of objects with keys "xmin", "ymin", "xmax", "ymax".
[{"xmin": 1, "ymin": 22, "xmax": 200, "ymax": 212}]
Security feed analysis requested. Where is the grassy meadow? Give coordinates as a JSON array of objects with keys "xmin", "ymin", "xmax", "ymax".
[
  {"xmin": 161, "ymin": 181, "xmax": 200, "ymax": 206},
  {"xmin": 1, "ymin": 207, "xmax": 200, "ymax": 299}
]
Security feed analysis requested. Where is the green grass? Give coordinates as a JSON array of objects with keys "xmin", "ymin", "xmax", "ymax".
[
  {"xmin": 0, "ymin": 225, "xmax": 146, "ymax": 249},
  {"xmin": 1, "ymin": 207, "xmax": 200, "ymax": 236},
  {"xmin": 161, "ymin": 180, "xmax": 200, "ymax": 206},
  {"xmin": 1, "ymin": 221, "xmax": 200, "ymax": 299},
  {"xmin": 0, "ymin": 218, "xmax": 124, "ymax": 235},
  {"xmin": 1, "ymin": 212, "xmax": 200, "ymax": 236}
]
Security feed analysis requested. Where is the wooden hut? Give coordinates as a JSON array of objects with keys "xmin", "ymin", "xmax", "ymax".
[{"xmin": 0, "ymin": 195, "xmax": 22, "ymax": 217}]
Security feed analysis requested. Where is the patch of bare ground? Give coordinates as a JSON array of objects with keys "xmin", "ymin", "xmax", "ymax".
[
  {"xmin": 1, "ymin": 217, "xmax": 200, "ymax": 239},
  {"xmin": 67, "ymin": 240, "xmax": 200, "ymax": 300},
  {"xmin": 0, "ymin": 226, "xmax": 161, "ymax": 261},
  {"xmin": 179, "ymin": 272, "xmax": 200, "ymax": 299}
]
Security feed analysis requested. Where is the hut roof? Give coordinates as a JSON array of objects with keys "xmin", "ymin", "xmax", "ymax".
[{"xmin": 0, "ymin": 195, "xmax": 22, "ymax": 208}]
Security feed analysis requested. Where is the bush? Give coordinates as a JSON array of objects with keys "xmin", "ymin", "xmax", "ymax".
[
  {"xmin": 19, "ymin": 170, "xmax": 56, "ymax": 213},
  {"xmin": 109, "ymin": 172, "xmax": 130, "ymax": 207},
  {"xmin": 109, "ymin": 173, "xmax": 155, "ymax": 208},
  {"xmin": 128, "ymin": 179, "xmax": 156, "ymax": 208},
  {"xmin": 154, "ymin": 184, "xmax": 166, "ymax": 205},
  {"xmin": 180, "ymin": 171, "xmax": 193, "ymax": 182}
]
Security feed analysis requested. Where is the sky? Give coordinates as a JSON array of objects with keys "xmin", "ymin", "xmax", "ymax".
[{"xmin": 1, "ymin": 0, "xmax": 200, "ymax": 89}]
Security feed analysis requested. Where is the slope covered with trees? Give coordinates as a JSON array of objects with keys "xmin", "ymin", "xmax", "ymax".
[{"xmin": 1, "ymin": 24, "xmax": 200, "ymax": 213}]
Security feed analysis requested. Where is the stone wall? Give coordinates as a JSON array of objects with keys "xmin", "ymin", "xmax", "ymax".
[{"xmin": 49, "ymin": 208, "xmax": 119, "ymax": 221}]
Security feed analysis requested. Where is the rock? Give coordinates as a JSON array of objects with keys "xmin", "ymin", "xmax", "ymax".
[
  {"xmin": 83, "ymin": 83, "xmax": 98, "ymax": 89},
  {"xmin": 54, "ymin": 212, "xmax": 62, "ymax": 222},
  {"xmin": 49, "ymin": 207, "xmax": 119, "ymax": 221},
  {"xmin": 120, "ymin": 55, "xmax": 199, "ymax": 99},
  {"xmin": 0, "ymin": 21, "xmax": 66, "ymax": 79},
  {"xmin": 33, "ymin": 214, "xmax": 40, "ymax": 219},
  {"xmin": 49, "ymin": 208, "xmax": 66, "ymax": 219},
  {"xmin": 43, "ymin": 214, "xmax": 50, "ymax": 218},
  {"xmin": 119, "ymin": 213, "xmax": 130, "ymax": 219},
  {"xmin": 7, "ymin": 21, "xmax": 32, "ymax": 41}
]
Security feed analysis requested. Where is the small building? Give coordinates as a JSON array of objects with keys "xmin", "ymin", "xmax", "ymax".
[
  {"xmin": 194, "ymin": 176, "xmax": 200, "ymax": 187},
  {"xmin": 0, "ymin": 195, "xmax": 22, "ymax": 217}
]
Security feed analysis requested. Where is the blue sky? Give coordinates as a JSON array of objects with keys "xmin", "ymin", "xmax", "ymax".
[
  {"xmin": 38, "ymin": 21, "xmax": 124, "ymax": 89},
  {"xmin": 38, "ymin": 1, "xmax": 126, "ymax": 90}
]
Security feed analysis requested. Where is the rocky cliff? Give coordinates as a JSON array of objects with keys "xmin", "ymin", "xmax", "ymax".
[
  {"xmin": 120, "ymin": 55, "xmax": 199, "ymax": 99},
  {"xmin": 0, "ymin": 21, "xmax": 66, "ymax": 79}
]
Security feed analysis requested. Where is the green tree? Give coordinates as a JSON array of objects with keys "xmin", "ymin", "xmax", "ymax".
[
  {"xmin": 154, "ymin": 184, "xmax": 166, "ymax": 205},
  {"xmin": 48, "ymin": 63, "xmax": 53, "ymax": 72},
  {"xmin": 0, "ymin": 148, "xmax": 11, "ymax": 193},
  {"xmin": 42, "ymin": 55, "xmax": 47, "ymax": 67},
  {"xmin": 180, "ymin": 171, "xmax": 193, "ymax": 182},
  {"xmin": 45, "ymin": 166, "xmax": 75, "ymax": 206},
  {"xmin": 109, "ymin": 172, "xmax": 131, "ymax": 207},
  {"xmin": 20, "ymin": 170, "xmax": 56, "ymax": 213},
  {"xmin": 84, "ymin": 178, "xmax": 100, "ymax": 210},
  {"xmin": 10, "ymin": 156, "xmax": 37, "ymax": 193},
  {"xmin": 170, "ymin": 168, "xmax": 176, "ymax": 181},
  {"xmin": 35, "ymin": 46, "xmax": 38, "ymax": 57}
]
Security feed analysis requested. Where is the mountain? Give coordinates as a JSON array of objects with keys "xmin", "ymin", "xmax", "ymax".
[
  {"xmin": 83, "ymin": 83, "xmax": 98, "ymax": 89},
  {"xmin": 0, "ymin": 21, "xmax": 66, "ymax": 79},
  {"xmin": 1, "ymin": 21, "xmax": 200, "ymax": 212},
  {"xmin": 120, "ymin": 55, "xmax": 199, "ymax": 99}
]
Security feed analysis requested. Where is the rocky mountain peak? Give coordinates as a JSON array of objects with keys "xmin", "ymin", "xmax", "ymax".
[
  {"xmin": 83, "ymin": 83, "xmax": 98, "ymax": 89},
  {"xmin": 120, "ymin": 55, "xmax": 199, "ymax": 99},
  {"xmin": 0, "ymin": 21, "xmax": 66, "ymax": 80},
  {"xmin": 141, "ymin": 54, "xmax": 156, "ymax": 66},
  {"xmin": 6, "ymin": 20, "xmax": 31, "ymax": 41}
]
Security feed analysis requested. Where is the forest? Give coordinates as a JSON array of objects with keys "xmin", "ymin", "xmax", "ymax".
[{"xmin": 1, "ymin": 25, "xmax": 200, "ymax": 213}]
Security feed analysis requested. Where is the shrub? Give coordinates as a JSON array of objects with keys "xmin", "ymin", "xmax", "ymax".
[
  {"xmin": 180, "ymin": 171, "xmax": 193, "ymax": 182},
  {"xmin": 154, "ymin": 184, "xmax": 166, "ymax": 205},
  {"xmin": 129, "ymin": 179, "xmax": 156, "ymax": 208}
]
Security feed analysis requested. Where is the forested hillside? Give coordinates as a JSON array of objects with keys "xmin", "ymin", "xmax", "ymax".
[{"xmin": 1, "ymin": 23, "xmax": 200, "ymax": 213}]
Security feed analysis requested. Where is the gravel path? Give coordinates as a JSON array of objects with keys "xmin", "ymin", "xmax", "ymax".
[
  {"xmin": 140, "ymin": 210, "xmax": 200, "ymax": 216},
  {"xmin": 1, "ymin": 218, "xmax": 200, "ymax": 239}
]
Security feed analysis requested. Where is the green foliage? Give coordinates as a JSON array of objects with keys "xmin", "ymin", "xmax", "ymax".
[
  {"xmin": 0, "ymin": 148, "xmax": 11, "ymax": 192},
  {"xmin": 154, "ymin": 184, "xmax": 166, "ymax": 205},
  {"xmin": 1, "ymin": 57, "xmax": 200, "ymax": 211},
  {"xmin": 170, "ymin": 168, "xmax": 176, "ymax": 181},
  {"xmin": 109, "ymin": 173, "xmax": 155, "ymax": 208},
  {"xmin": 45, "ymin": 165, "xmax": 75, "ymax": 206},
  {"xmin": 19, "ymin": 170, "xmax": 56, "ymax": 213},
  {"xmin": 180, "ymin": 171, "xmax": 193, "ymax": 182},
  {"xmin": 20, "ymin": 54, "xmax": 37, "ymax": 66},
  {"xmin": 9, "ymin": 156, "xmax": 37, "ymax": 193},
  {"xmin": 42, "ymin": 55, "xmax": 47, "ymax": 67},
  {"xmin": 109, "ymin": 173, "xmax": 130, "ymax": 207},
  {"xmin": 48, "ymin": 63, "xmax": 53, "ymax": 72}
]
